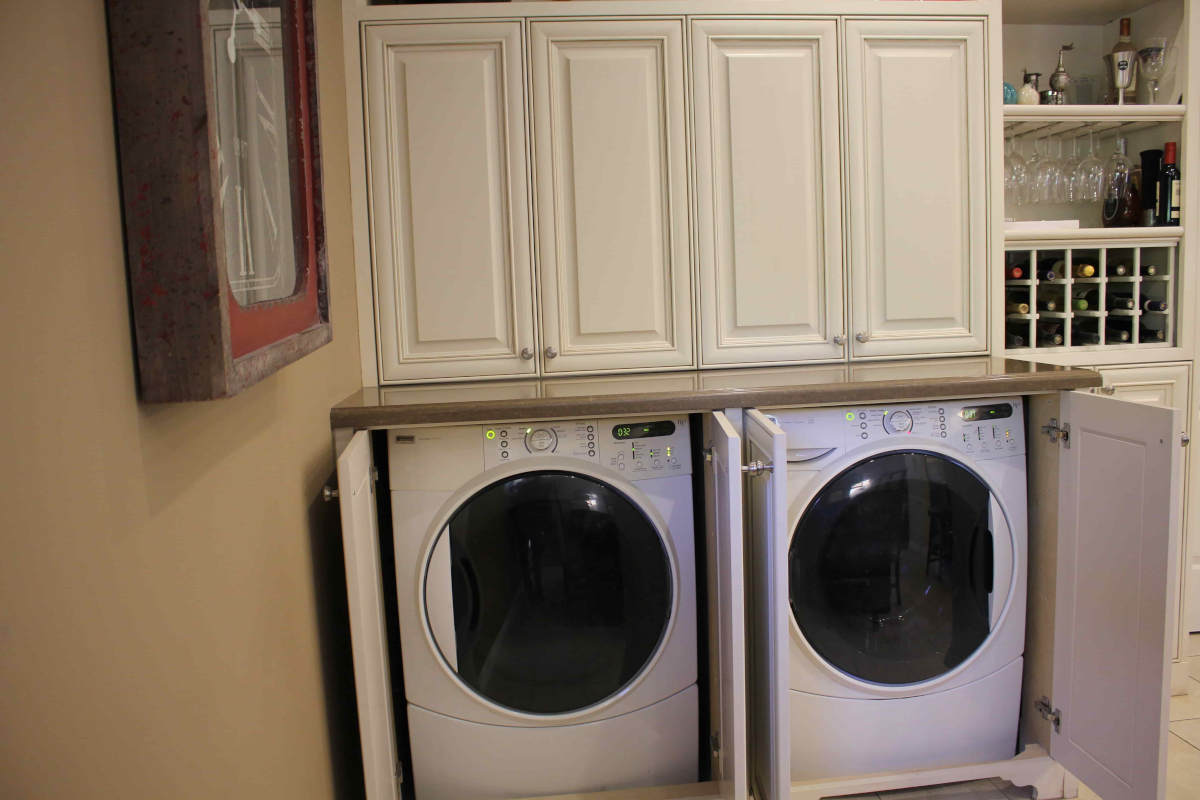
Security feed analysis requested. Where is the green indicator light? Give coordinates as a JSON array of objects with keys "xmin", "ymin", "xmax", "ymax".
[
  {"xmin": 845, "ymin": 412, "xmax": 854, "ymax": 421},
  {"xmin": 666, "ymin": 446, "xmax": 672, "ymax": 456},
  {"xmin": 526, "ymin": 428, "xmax": 533, "ymax": 435},
  {"xmin": 486, "ymin": 429, "xmax": 496, "ymax": 440}
]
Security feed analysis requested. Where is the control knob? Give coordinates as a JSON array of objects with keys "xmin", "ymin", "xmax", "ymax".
[
  {"xmin": 883, "ymin": 410, "xmax": 913, "ymax": 434},
  {"xmin": 525, "ymin": 428, "xmax": 558, "ymax": 453}
]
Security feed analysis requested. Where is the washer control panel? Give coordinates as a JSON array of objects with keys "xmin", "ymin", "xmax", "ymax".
[
  {"xmin": 776, "ymin": 398, "xmax": 1024, "ymax": 461},
  {"xmin": 482, "ymin": 416, "xmax": 691, "ymax": 477}
]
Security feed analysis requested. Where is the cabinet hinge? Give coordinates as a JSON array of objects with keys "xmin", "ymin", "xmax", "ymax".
[
  {"xmin": 395, "ymin": 758, "xmax": 405, "ymax": 790},
  {"xmin": 703, "ymin": 446, "xmax": 714, "ymax": 463},
  {"xmin": 1035, "ymin": 696, "xmax": 1062, "ymax": 733},
  {"xmin": 370, "ymin": 466, "xmax": 380, "ymax": 483},
  {"xmin": 1041, "ymin": 418, "xmax": 1070, "ymax": 448},
  {"xmin": 710, "ymin": 731, "xmax": 721, "ymax": 762},
  {"xmin": 741, "ymin": 459, "xmax": 773, "ymax": 477}
]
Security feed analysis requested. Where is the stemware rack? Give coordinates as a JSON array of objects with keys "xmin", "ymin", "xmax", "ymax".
[
  {"xmin": 1002, "ymin": 104, "xmax": 1186, "ymax": 139},
  {"xmin": 1004, "ymin": 236, "xmax": 1178, "ymax": 352}
]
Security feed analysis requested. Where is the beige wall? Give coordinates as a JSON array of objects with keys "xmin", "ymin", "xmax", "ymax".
[{"xmin": 0, "ymin": 2, "xmax": 361, "ymax": 797}]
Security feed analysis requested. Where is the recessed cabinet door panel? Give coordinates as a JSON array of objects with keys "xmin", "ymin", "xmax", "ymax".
[
  {"xmin": 703, "ymin": 411, "xmax": 748, "ymax": 800},
  {"xmin": 1053, "ymin": 392, "xmax": 1179, "ymax": 800},
  {"xmin": 692, "ymin": 20, "xmax": 844, "ymax": 366},
  {"xmin": 531, "ymin": 20, "xmax": 693, "ymax": 373},
  {"xmin": 743, "ymin": 410, "xmax": 790, "ymax": 800},
  {"xmin": 844, "ymin": 20, "xmax": 988, "ymax": 358},
  {"xmin": 336, "ymin": 432, "xmax": 400, "ymax": 800},
  {"xmin": 364, "ymin": 22, "xmax": 536, "ymax": 382}
]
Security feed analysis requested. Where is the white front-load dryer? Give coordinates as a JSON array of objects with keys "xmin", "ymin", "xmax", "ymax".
[
  {"xmin": 773, "ymin": 398, "xmax": 1027, "ymax": 780},
  {"xmin": 388, "ymin": 417, "xmax": 698, "ymax": 799}
]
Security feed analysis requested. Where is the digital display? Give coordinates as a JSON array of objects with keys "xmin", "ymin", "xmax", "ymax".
[
  {"xmin": 959, "ymin": 403, "xmax": 1014, "ymax": 422},
  {"xmin": 612, "ymin": 421, "xmax": 676, "ymax": 440}
]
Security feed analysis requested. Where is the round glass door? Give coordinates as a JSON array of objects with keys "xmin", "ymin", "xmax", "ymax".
[
  {"xmin": 789, "ymin": 451, "xmax": 997, "ymax": 685},
  {"xmin": 424, "ymin": 470, "xmax": 673, "ymax": 714}
]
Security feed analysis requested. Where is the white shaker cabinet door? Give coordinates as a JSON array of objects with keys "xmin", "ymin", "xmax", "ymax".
[
  {"xmin": 530, "ymin": 20, "xmax": 694, "ymax": 374},
  {"xmin": 843, "ymin": 19, "xmax": 988, "ymax": 359},
  {"xmin": 363, "ymin": 22, "xmax": 537, "ymax": 382},
  {"xmin": 692, "ymin": 20, "xmax": 845, "ymax": 367}
]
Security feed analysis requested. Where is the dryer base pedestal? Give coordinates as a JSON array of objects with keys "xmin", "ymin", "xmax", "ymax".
[
  {"xmin": 408, "ymin": 685, "xmax": 698, "ymax": 800},
  {"xmin": 789, "ymin": 744, "xmax": 1069, "ymax": 800}
]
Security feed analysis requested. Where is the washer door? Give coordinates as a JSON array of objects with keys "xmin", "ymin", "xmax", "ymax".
[
  {"xmin": 789, "ymin": 451, "xmax": 1002, "ymax": 686},
  {"xmin": 423, "ymin": 470, "xmax": 673, "ymax": 715}
]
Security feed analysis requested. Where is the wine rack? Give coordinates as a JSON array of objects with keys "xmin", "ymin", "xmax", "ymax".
[{"xmin": 1004, "ymin": 241, "xmax": 1176, "ymax": 351}]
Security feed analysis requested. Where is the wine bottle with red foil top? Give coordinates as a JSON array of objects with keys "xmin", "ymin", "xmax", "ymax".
[{"xmin": 1159, "ymin": 142, "xmax": 1181, "ymax": 226}]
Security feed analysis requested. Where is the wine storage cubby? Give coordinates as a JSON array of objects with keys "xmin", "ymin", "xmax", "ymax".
[{"xmin": 1004, "ymin": 240, "xmax": 1176, "ymax": 352}]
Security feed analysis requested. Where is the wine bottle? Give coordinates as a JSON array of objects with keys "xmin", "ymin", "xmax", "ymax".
[
  {"xmin": 1037, "ymin": 321, "xmax": 1064, "ymax": 346},
  {"xmin": 1072, "ymin": 327, "xmax": 1102, "ymax": 345},
  {"xmin": 1072, "ymin": 263, "xmax": 1097, "ymax": 278},
  {"xmin": 1107, "ymin": 318, "xmax": 1133, "ymax": 342},
  {"xmin": 1142, "ymin": 298, "xmax": 1168, "ymax": 312},
  {"xmin": 1139, "ymin": 324, "xmax": 1167, "ymax": 342},
  {"xmin": 1141, "ymin": 149, "xmax": 1163, "ymax": 225},
  {"xmin": 1108, "ymin": 18, "xmax": 1137, "ymax": 104},
  {"xmin": 1071, "ymin": 297, "xmax": 1090, "ymax": 311},
  {"xmin": 1036, "ymin": 263, "xmax": 1058, "ymax": 281},
  {"xmin": 1006, "ymin": 265, "xmax": 1025, "ymax": 280},
  {"xmin": 1006, "ymin": 301, "xmax": 1031, "ymax": 315},
  {"xmin": 1108, "ymin": 262, "xmax": 1130, "ymax": 276},
  {"xmin": 1107, "ymin": 292, "xmax": 1136, "ymax": 310},
  {"xmin": 1037, "ymin": 298, "xmax": 1059, "ymax": 312},
  {"xmin": 1141, "ymin": 263, "xmax": 1159, "ymax": 276},
  {"xmin": 1159, "ymin": 141, "xmax": 1181, "ymax": 226},
  {"xmin": 1006, "ymin": 331, "xmax": 1027, "ymax": 348}
]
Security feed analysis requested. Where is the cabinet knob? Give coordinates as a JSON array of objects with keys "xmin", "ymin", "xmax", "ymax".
[
  {"xmin": 545, "ymin": 346, "xmax": 559, "ymax": 359},
  {"xmin": 832, "ymin": 334, "xmax": 845, "ymax": 346},
  {"xmin": 855, "ymin": 332, "xmax": 869, "ymax": 344},
  {"xmin": 1182, "ymin": 432, "xmax": 1191, "ymax": 448},
  {"xmin": 520, "ymin": 347, "xmax": 534, "ymax": 360},
  {"xmin": 1099, "ymin": 385, "xmax": 1116, "ymax": 395}
]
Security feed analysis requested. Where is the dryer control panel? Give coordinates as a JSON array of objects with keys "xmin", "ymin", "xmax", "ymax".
[
  {"xmin": 775, "ymin": 398, "xmax": 1025, "ymax": 461},
  {"xmin": 482, "ymin": 416, "xmax": 691, "ymax": 477}
]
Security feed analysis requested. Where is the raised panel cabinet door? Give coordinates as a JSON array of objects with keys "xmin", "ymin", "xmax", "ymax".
[
  {"xmin": 844, "ymin": 19, "xmax": 988, "ymax": 358},
  {"xmin": 363, "ymin": 22, "xmax": 537, "ymax": 382},
  {"xmin": 530, "ymin": 20, "xmax": 693, "ymax": 374},
  {"xmin": 692, "ymin": 20, "xmax": 845, "ymax": 367},
  {"xmin": 1052, "ymin": 393, "xmax": 1179, "ymax": 800}
]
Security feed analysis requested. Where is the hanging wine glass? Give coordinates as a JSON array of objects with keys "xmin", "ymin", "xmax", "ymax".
[
  {"xmin": 1034, "ymin": 137, "xmax": 1066, "ymax": 205},
  {"xmin": 1005, "ymin": 134, "xmax": 1030, "ymax": 207},
  {"xmin": 1073, "ymin": 130, "xmax": 1105, "ymax": 203},
  {"xmin": 1062, "ymin": 136, "xmax": 1083, "ymax": 202}
]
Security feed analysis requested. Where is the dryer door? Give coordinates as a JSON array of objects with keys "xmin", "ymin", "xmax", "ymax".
[
  {"xmin": 789, "ymin": 450, "xmax": 1007, "ymax": 686},
  {"xmin": 423, "ymin": 469, "xmax": 674, "ymax": 716}
]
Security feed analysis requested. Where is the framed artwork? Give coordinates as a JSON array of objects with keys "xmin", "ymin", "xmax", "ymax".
[{"xmin": 107, "ymin": 0, "xmax": 330, "ymax": 401}]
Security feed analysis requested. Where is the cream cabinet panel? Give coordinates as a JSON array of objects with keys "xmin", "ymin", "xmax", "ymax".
[
  {"xmin": 844, "ymin": 19, "xmax": 988, "ymax": 358},
  {"xmin": 692, "ymin": 20, "xmax": 845, "ymax": 366},
  {"xmin": 364, "ymin": 22, "xmax": 537, "ymax": 382},
  {"xmin": 1089, "ymin": 363, "xmax": 1191, "ymax": 423},
  {"xmin": 530, "ymin": 20, "xmax": 693, "ymax": 374}
]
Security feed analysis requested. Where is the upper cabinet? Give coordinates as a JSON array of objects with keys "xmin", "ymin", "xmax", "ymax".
[
  {"xmin": 362, "ymin": 22, "xmax": 538, "ymax": 382},
  {"xmin": 843, "ymin": 19, "xmax": 989, "ymax": 358},
  {"xmin": 347, "ymin": 7, "xmax": 998, "ymax": 385},
  {"xmin": 691, "ymin": 19, "xmax": 845, "ymax": 367},
  {"xmin": 529, "ymin": 20, "xmax": 694, "ymax": 374}
]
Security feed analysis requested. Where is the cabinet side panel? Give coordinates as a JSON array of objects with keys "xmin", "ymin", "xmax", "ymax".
[{"xmin": 1021, "ymin": 393, "xmax": 1061, "ymax": 753}]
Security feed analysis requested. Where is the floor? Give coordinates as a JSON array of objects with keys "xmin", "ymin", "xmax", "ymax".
[{"xmin": 843, "ymin": 637, "xmax": 1200, "ymax": 800}]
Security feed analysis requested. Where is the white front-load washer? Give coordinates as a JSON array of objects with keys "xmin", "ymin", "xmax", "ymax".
[
  {"xmin": 388, "ymin": 416, "xmax": 698, "ymax": 799},
  {"xmin": 773, "ymin": 398, "xmax": 1027, "ymax": 780}
]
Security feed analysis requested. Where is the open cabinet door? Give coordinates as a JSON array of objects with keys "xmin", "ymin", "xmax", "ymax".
[
  {"xmin": 703, "ymin": 412, "xmax": 748, "ymax": 800},
  {"xmin": 743, "ymin": 410, "xmax": 790, "ymax": 800},
  {"xmin": 336, "ymin": 432, "xmax": 401, "ymax": 800},
  {"xmin": 1052, "ymin": 392, "xmax": 1180, "ymax": 800}
]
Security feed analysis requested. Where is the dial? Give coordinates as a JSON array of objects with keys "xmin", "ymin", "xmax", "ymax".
[
  {"xmin": 885, "ymin": 410, "xmax": 913, "ymax": 434},
  {"xmin": 525, "ymin": 427, "xmax": 558, "ymax": 453}
]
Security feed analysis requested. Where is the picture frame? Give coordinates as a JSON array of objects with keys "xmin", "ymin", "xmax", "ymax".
[{"xmin": 106, "ymin": 0, "xmax": 330, "ymax": 401}]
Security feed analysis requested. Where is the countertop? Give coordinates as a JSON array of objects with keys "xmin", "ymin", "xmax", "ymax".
[{"xmin": 330, "ymin": 357, "xmax": 1100, "ymax": 428}]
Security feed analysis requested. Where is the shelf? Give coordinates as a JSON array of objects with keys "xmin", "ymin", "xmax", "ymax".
[
  {"xmin": 1004, "ymin": 226, "xmax": 1183, "ymax": 245},
  {"xmin": 1003, "ymin": 105, "xmax": 1186, "ymax": 138}
]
